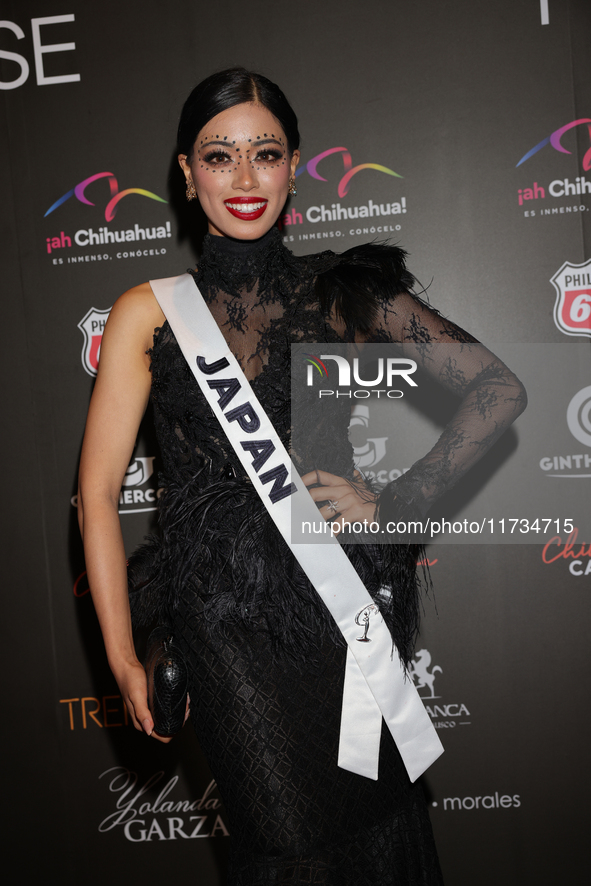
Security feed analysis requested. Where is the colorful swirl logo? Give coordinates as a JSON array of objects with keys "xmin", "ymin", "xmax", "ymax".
[
  {"xmin": 44, "ymin": 172, "xmax": 167, "ymax": 221},
  {"xmin": 516, "ymin": 118, "xmax": 591, "ymax": 171},
  {"xmin": 304, "ymin": 354, "xmax": 329, "ymax": 379},
  {"xmin": 296, "ymin": 147, "xmax": 401, "ymax": 198}
]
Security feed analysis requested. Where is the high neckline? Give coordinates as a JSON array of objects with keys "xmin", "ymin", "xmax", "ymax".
[
  {"xmin": 192, "ymin": 224, "xmax": 338, "ymax": 304},
  {"xmin": 201, "ymin": 226, "xmax": 281, "ymax": 269},
  {"xmin": 195, "ymin": 225, "xmax": 301, "ymax": 301}
]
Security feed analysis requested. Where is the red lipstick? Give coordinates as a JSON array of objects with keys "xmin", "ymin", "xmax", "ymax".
[{"xmin": 224, "ymin": 197, "xmax": 268, "ymax": 220}]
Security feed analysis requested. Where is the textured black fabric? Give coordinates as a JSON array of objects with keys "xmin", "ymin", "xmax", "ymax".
[
  {"xmin": 174, "ymin": 601, "xmax": 442, "ymax": 885},
  {"xmin": 128, "ymin": 227, "xmax": 526, "ymax": 884}
]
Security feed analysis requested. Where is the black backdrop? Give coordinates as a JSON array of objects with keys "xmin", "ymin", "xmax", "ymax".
[{"xmin": 2, "ymin": 2, "xmax": 590, "ymax": 882}]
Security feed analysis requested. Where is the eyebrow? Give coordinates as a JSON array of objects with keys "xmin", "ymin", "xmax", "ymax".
[
  {"xmin": 200, "ymin": 138, "xmax": 284, "ymax": 151},
  {"xmin": 251, "ymin": 138, "xmax": 283, "ymax": 148},
  {"xmin": 200, "ymin": 140, "xmax": 232, "ymax": 150}
]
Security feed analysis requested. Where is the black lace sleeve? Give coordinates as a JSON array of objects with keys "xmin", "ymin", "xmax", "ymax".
[
  {"xmin": 377, "ymin": 291, "xmax": 528, "ymax": 521},
  {"xmin": 319, "ymin": 245, "xmax": 528, "ymax": 522}
]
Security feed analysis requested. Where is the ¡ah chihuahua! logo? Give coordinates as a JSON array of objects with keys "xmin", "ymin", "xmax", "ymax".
[{"xmin": 44, "ymin": 171, "xmax": 171, "ymax": 261}]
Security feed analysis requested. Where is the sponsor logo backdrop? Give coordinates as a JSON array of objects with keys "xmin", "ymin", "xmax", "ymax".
[{"xmin": 2, "ymin": 1, "xmax": 589, "ymax": 883}]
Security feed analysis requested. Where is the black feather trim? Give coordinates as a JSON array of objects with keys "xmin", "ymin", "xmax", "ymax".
[
  {"xmin": 128, "ymin": 471, "xmax": 427, "ymax": 668},
  {"xmin": 315, "ymin": 242, "xmax": 416, "ymax": 334}
]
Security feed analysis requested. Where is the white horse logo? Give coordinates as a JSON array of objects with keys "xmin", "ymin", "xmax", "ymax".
[{"xmin": 409, "ymin": 649, "xmax": 442, "ymax": 698}]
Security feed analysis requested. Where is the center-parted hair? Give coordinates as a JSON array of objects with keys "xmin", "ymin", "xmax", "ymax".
[{"xmin": 177, "ymin": 68, "xmax": 300, "ymax": 159}]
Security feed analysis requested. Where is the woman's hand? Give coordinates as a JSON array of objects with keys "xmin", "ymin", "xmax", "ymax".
[
  {"xmin": 111, "ymin": 659, "xmax": 170, "ymax": 743},
  {"xmin": 111, "ymin": 658, "xmax": 190, "ymax": 744},
  {"xmin": 301, "ymin": 469, "xmax": 378, "ymax": 535}
]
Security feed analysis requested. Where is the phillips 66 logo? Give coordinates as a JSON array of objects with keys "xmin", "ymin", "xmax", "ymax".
[
  {"xmin": 78, "ymin": 307, "xmax": 111, "ymax": 375},
  {"xmin": 551, "ymin": 260, "xmax": 591, "ymax": 338}
]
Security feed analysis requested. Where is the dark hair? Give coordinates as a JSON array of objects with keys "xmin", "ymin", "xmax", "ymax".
[{"xmin": 177, "ymin": 68, "xmax": 300, "ymax": 159}]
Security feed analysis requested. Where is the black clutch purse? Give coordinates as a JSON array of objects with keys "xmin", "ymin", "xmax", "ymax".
[{"xmin": 144, "ymin": 626, "xmax": 189, "ymax": 737}]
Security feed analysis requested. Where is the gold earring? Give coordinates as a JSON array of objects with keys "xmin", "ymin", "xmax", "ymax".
[
  {"xmin": 186, "ymin": 179, "xmax": 197, "ymax": 202},
  {"xmin": 288, "ymin": 176, "xmax": 297, "ymax": 196}
]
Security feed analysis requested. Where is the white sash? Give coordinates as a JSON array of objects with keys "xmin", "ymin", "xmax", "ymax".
[{"xmin": 150, "ymin": 273, "xmax": 443, "ymax": 782}]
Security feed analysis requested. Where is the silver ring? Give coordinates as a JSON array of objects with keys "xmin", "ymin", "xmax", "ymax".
[{"xmin": 327, "ymin": 500, "xmax": 340, "ymax": 513}]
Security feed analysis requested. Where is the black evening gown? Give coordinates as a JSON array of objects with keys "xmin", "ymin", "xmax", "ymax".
[{"xmin": 129, "ymin": 228, "xmax": 526, "ymax": 885}]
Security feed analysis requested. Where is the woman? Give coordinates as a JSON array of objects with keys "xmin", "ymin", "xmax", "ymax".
[{"xmin": 78, "ymin": 68, "xmax": 526, "ymax": 884}]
